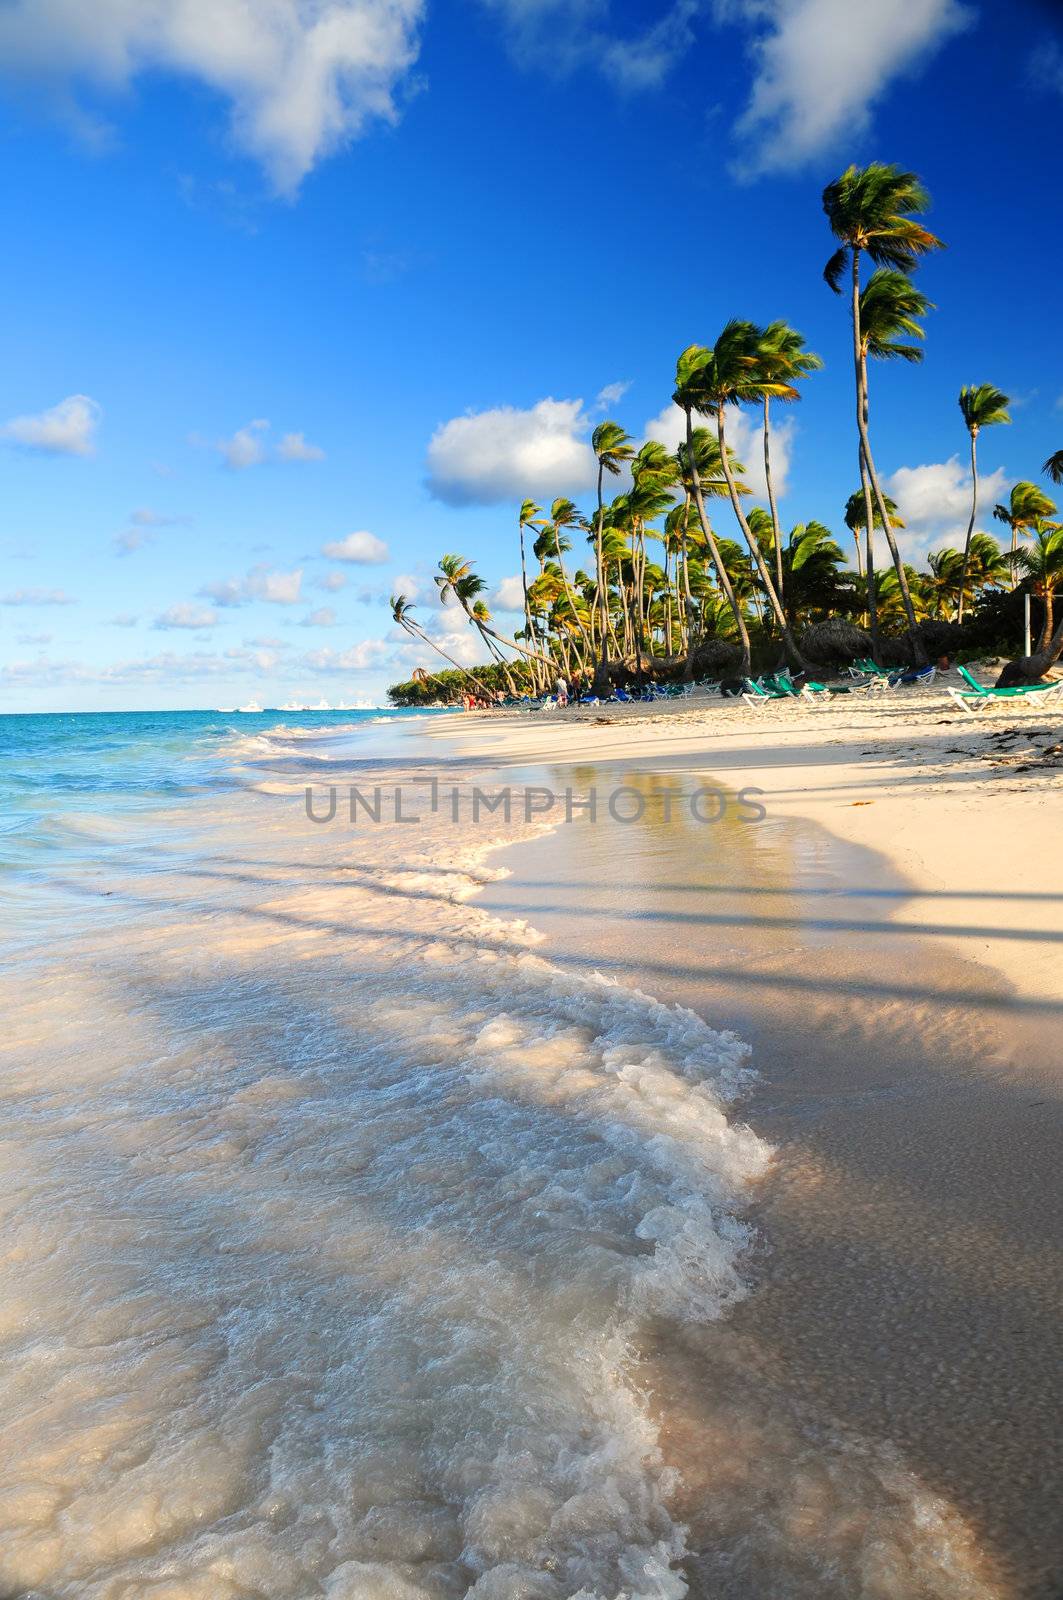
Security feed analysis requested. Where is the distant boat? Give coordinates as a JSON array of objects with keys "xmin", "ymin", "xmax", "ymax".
[{"xmin": 236, "ymin": 700, "xmax": 262, "ymax": 714}]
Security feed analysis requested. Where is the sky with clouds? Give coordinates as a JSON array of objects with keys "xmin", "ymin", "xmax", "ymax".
[{"xmin": 1, "ymin": 0, "xmax": 1061, "ymax": 710}]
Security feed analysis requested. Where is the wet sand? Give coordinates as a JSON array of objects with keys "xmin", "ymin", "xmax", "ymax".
[{"xmin": 477, "ymin": 761, "xmax": 1063, "ymax": 1598}]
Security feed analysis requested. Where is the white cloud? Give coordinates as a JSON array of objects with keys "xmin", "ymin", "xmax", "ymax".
[
  {"xmin": 108, "ymin": 613, "xmax": 139, "ymax": 627},
  {"xmin": 718, "ymin": 0, "xmax": 970, "ymax": 178},
  {"xmin": 884, "ymin": 457, "xmax": 1009, "ymax": 555},
  {"xmin": 154, "ymin": 602, "xmax": 219, "ymax": 630},
  {"xmin": 390, "ymin": 570, "xmax": 424, "ymax": 601},
  {"xmin": 315, "ymin": 570, "xmax": 348, "ymax": 591},
  {"xmin": 299, "ymin": 606, "xmax": 338, "ymax": 627},
  {"xmin": 426, "ymin": 397, "xmax": 597, "ymax": 505},
  {"xmin": 200, "ymin": 565, "xmax": 303, "ymax": 606},
  {"xmin": 0, "ymin": 0, "xmax": 426, "ymax": 195},
  {"xmin": 219, "ymin": 418, "xmax": 270, "ymax": 470},
  {"xmin": 393, "ymin": 622, "xmax": 486, "ymax": 669},
  {"xmin": 492, "ymin": 575, "xmax": 526, "ymax": 611},
  {"xmin": 1, "ymin": 588, "xmax": 75, "ymax": 606},
  {"xmin": 276, "ymin": 430, "xmax": 326, "ymax": 461},
  {"xmin": 642, "ymin": 400, "xmax": 794, "ymax": 502},
  {"xmin": 302, "ymin": 638, "xmax": 391, "ymax": 670},
  {"xmin": 0, "ymin": 394, "xmax": 100, "ymax": 456},
  {"xmin": 200, "ymin": 576, "xmax": 246, "ymax": 608},
  {"xmin": 113, "ymin": 506, "xmax": 188, "ymax": 554},
  {"xmin": 595, "ymin": 380, "xmax": 632, "ymax": 410},
  {"xmin": 321, "ymin": 530, "xmax": 390, "ymax": 563},
  {"xmin": 247, "ymin": 564, "xmax": 303, "ymax": 604},
  {"xmin": 482, "ymin": 0, "xmax": 698, "ymax": 89}
]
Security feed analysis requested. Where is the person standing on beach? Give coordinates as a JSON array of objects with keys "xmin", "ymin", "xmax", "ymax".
[{"xmin": 555, "ymin": 674, "xmax": 569, "ymax": 707}]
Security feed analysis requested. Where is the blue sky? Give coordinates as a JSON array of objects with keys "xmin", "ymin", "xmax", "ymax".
[{"xmin": 1, "ymin": 0, "xmax": 1060, "ymax": 711}]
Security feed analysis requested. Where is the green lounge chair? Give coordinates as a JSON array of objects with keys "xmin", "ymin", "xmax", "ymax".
[{"xmin": 945, "ymin": 665, "xmax": 1063, "ymax": 715}]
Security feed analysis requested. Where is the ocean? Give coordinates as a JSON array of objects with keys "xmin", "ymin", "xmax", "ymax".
[
  {"xmin": 0, "ymin": 711, "xmax": 1003, "ymax": 1598},
  {"xmin": 0, "ymin": 709, "xmax": 769, "ymax": 1600}
]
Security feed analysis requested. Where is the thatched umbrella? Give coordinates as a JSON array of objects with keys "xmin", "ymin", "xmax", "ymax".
[
  {"xmin": 800, "ymin": 618, "xmax": 872, "ymax": 665},
  {"xmin": 690, "ymin": 639, "xmax": 744, "ymax": 673}
]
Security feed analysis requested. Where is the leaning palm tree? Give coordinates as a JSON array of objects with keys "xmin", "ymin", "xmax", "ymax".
[
  {"xmin": 956, "ymin": 385, "xmax": 1011, "ymax": 621},
  {"xmin": 673, "ymin": 351, "xmax": 752, "ymax": 675},
  {"xmin": 1043, "ymin": 451, "xmax": 1063, "ymax": 485},
  {"xmin": 435, "ymin": 554, "xmax": 556, "ymax": 671},
  {"xmin": 755, "ymin": 320, "xmax": 823, "ymax": 602},
  {"xmin": 993, "ymin": 482, "xmax": 1057, "ymax": 585},
  {"xmin": 391, "ymin": 595, "xmax": 495, "ymax": 698},
  {"xmin": 517, "ymin": 499, "xmax": 546, "ymax": 687},
  {"xmin": 823, "ymin": 163, "xmax": 943, "ymax": 664},
  {"xmin": 683, "ymin": 324, "xmax": 809, "ymax": 672},
  {"xmin": 591, "ymin": 421, "xmax": 635, "ymax": 694}
]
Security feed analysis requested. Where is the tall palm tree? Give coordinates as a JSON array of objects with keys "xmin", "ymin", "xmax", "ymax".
[
  {"xmin": 1043, "ymin": 451, "xmax": 1063, "ymax": 485},
  {"xmin": 956, "ymin": 385, "xmax": 1011, "ymax": 621},
  {"xmin": 591, "ymin": 421, "xmax": 635, "ymax": 694},
  {"xmin": 546, "ymin": 497, "xmax": 593, "ymax": 663},
  {"xmin": 1010, "ymin": 520, "xmax": 1063, "ymax": 649},
  {"xmin": 517, "ymin": 498, "xmax": 545, "ymax": 688},
  {"xmin": 755, "ymin": 320, "xmax": 823, "ymax": 602},
  {"xmin": 683, "ymin": 324, "xmax": 809, "ymax": 672},
  {"xmin": 390, "ymin": 595, "xmax": 495, "ymax": 698},
  {"xmin": 843, "ymin": 488, "xmax": 904, "ymax": 657},
  {"xmin": 673, "ymin": 351, "xmax": 752, "ymax": 675},
  {"xmin": 993, "ymin": 482, "xmax": 1057, "ymax": 584},
  {"xmin": 823, "ymin": 162, "xmax": 943, "ymax": 664}
]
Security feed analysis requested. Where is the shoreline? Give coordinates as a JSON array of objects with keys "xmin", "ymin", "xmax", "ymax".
[
  {"xmin": 417, "ymin": 686, "xmax": 1063, "ymax": 1012},
  {"xmin": 419, "ymin": 696, "xmax": 1063, "ymax": 1596}
]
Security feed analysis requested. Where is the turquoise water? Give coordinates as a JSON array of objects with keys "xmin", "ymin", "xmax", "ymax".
[{"xmin": 0, "ymin": 707, "xmax": 432, "ymax": 872}]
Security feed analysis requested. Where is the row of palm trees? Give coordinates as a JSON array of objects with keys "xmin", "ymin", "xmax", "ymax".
[{"xmin": 391, "ymin": 163, "xmax": 1063, "ymax": 696}]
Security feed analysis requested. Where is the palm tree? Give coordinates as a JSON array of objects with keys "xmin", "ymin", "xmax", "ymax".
[
  {"xmin": 518, "ymin": 499, "xmax": 545, "ymax": 688},
  {"xmin": 591, "ymin": 421, "xmax": 635, "ymax": 694},
  {"xmin": 435, "ymin": 554, "xmax": 556, "ymax": 671},
  {"xmin": 390, "ymin": 595, "xmax": 495, "ymax": 698},
  {"xmin": 1043, "ymin": 451, "xmax": 1063, "ymax": 485},
  {"xmin": 673, "ymin": 350, "xmax": 752, "ymax": 675},
  {"xmin": 784, "ymin": 521, "xmax": 847, "ymax": 625},
  {"xmin": 1010, "ymin": 520, "xmax": 1063, "ymax": 649},
  {"xmin": 993, "ymin": 482, "xmax": 1057, "ymax": 584},
  {"xmin": 823, "ymin": 162, "xmax": 943, "ymax": 664},
  {"xmin": 755, "ymin": 320, "xmax": 823, "ymax": 602},
  {"xmin": 956, "ymin": 385, "xmax": 1011, "ymax": 621},
  {"xmin": 683, "ymin": 324, "xmax": 809, "ymax": 672},
  {"xmin": 546, "ymin": 498, "xmax": 593, "ymax": 663}
]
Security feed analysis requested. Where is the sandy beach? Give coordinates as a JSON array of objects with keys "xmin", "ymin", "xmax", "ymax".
[
  {"xmin": 1, "ymin": 696, "xmax": 1059, "ymax": 1599},
  {"xmin": 421, "ymin": 680, "xmax": 1063, "ymax": 1597}
]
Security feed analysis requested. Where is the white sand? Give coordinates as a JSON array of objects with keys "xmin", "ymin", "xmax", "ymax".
[{"xmin": 424, "ymin": 676, "xmax": 1063, "ymax": 1011}]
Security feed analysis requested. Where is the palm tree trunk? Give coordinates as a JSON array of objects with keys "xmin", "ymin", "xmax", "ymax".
[
  {"xmin": 556, "ymin": 561, "xmax": 591, "ymax": 669},
  {"xmin": 860, "ymin": 449, "xmax": 880, "ymax": 663},
  {"xmin": 518, "ymin": 524, "xmax": 542, "ymax": 692},
  {"xmin": 716, "ymin": 407, "xmax": 807, "ymax": 671},
  {"xmin": 1000, "ymin": 604, "xmax": 1063, "ymax": 683},
  {"xmin": 684, "ymin": 407, "xmax": 751, "ymax": 676},
  {"xmin": 763, "ymin": 393, "xmax": 785, "ymax": 604},
  {"xmin": 592, "ymin": 463, "xmax": 611, "ymax": 695},
  {"xmin": 851, "ymin": 252, "xmax": 927, "ymax": 666},
  {"xmin": 957, "ymin": 427, "xmax": 978, "ymax": 624},
  {"xmin": 399, "ymin": 619, "xmax": 497, "ymax": 700}
]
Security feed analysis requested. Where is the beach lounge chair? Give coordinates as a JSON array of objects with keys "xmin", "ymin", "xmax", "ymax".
[
  {"xmin": 887, "ymin": 664, "xmax": 936, "ymax": 689},
  {"xmin": 945, "ymin": 666, "xmax": 1063, "ymax": 715},
  {"xmin": 742, "ymin": 677, "xmax": 795, "ymax": 709}
]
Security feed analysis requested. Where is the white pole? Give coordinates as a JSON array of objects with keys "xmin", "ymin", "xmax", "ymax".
[{"xmin": 1024, "ymin": 592, "xmax": 1031, "ymax": 657}]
